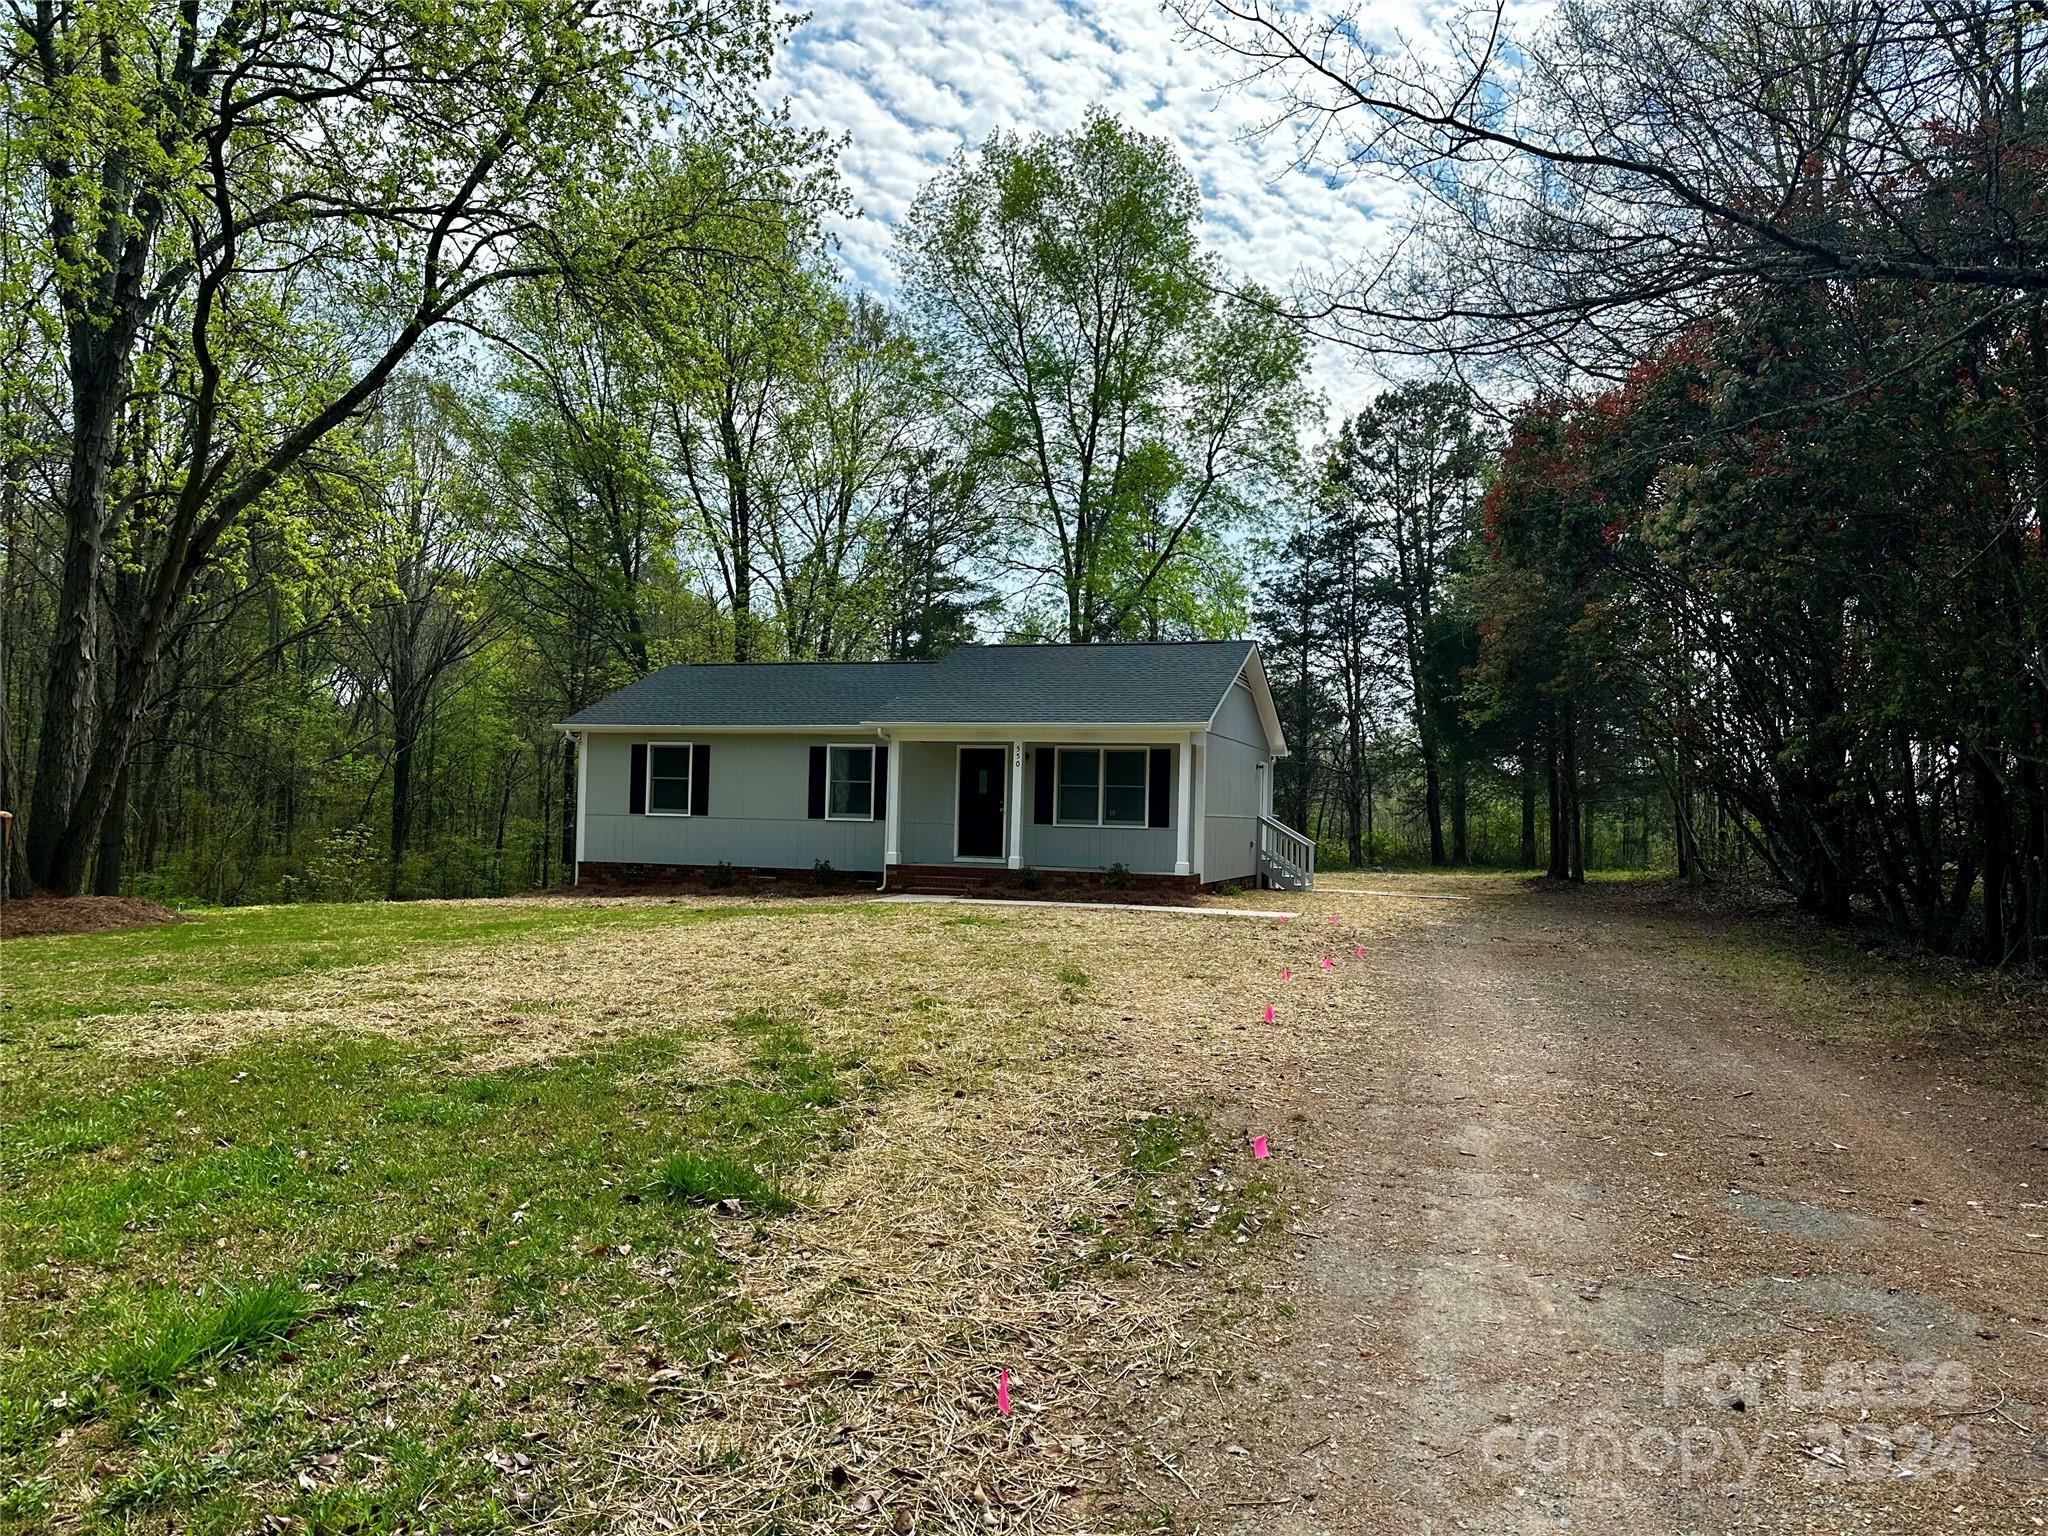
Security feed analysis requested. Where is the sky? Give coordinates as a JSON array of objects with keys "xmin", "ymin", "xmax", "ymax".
[{"xmin": 765, "ymin": 0, "xmax": 1423, "ymax": 420}]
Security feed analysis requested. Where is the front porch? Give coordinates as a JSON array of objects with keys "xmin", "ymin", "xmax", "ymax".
[{"xmin": 881, "ymin": 729, "xmax": 1203, "ymax": 881}]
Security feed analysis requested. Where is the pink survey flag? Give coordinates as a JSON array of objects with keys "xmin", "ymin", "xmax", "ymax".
[
  {"xmin": 997, "ymin": 1368, "xmax": 1011, "ymax": 1416},
  {"xmin": 1354, "ymin": 946, "xmax": 1365, "ymax": 959},
  {"xmin": 1277, "ymin": 915, "xmax": 1288, "ymax": 923},
  {"xmin": 1281, "ymin": 966, "xmax": 1291, "ymax": 982},
  {"xmin": 1252, "ymin": 1135, "xmax": 1269, "ymax": 1160},
  {"xmin": 1321, "ymin": 955, "xmax": 1334, "ymax": 971},
  {"xmin": 1262, "ymin": 1003, "xmax": 1275, "ymax": 1023},
  {"xmin": 1329, "ymin": 914, "xmax": 1339, "ymax": 925}
]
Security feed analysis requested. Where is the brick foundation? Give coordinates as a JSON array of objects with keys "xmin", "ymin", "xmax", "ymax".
[
  {"xmin": 884, "ymin": 863, "xmax": 1198, "ymax": 898},
  {"xmin": 574, "ymin": 859, "xmax": 1203, "ymax": 900}
]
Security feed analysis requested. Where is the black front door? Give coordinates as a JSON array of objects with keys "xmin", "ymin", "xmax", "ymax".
[{"xmin": 957, "ymin": 747, "xmax": 1006, "ymax": 859}]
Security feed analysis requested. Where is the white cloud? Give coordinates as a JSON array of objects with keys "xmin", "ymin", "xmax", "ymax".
[{"xmin": 766, "ymin": 0, "xmax": 1430, "ymax": 422}]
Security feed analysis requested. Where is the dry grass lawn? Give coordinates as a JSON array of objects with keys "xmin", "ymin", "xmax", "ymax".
[{"xmin": 0, "ymin": 887, "xmax": 1438, "ymax": 1533}]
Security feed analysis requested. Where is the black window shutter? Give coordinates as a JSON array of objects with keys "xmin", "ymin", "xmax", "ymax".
[
  {"xmin": 807, "ymin": 745, "xmax": 827, "ymax": 819},
  {"xmin": 690, "ymin": 743, "xmax": 710, "ymax": 816},
  {"xmin": 872, "ymin": 745, "xmax": 888, "ymax": 821},
  {"xmin": 629, "ymin": 743, "xmax": 647, "ymax": 815},
  {"xmin": 1033, "ymin": 747, "xmax": 1054, "ymax": 825},
  {"xmin": 1148, "ymin": 747, "xmax": 1171, "ymax": 828}
]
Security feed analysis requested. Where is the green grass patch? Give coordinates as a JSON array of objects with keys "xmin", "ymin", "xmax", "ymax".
[
  {"xmin": 1649, "ymin": 905, "xmax": 2047, "ymax": 1081},
  {"xmin": 654, "ymin": 1152, "xmax": 792, "ymax": 1213},
  {"xmin": 1127, "ymin": 1111, "xmax": 1204, "ymax": 1176},
  {"xmin": 0, "ymin": 967, "xmax": 875, "ymax": 1530},
  {"xmin": 100, "ymin": 1276, "xmax": 313, "ymax": 1395}
]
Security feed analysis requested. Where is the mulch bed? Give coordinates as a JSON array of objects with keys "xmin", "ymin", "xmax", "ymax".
[{"xmin": 1, "ymin": 895, "xmax": 185, "ymax": 939}]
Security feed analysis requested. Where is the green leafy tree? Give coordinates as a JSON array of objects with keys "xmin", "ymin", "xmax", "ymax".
[
  {"xmin": 10, "ymin": 0, "xmax": 789, "ymax": 892},
  {"xmin": 1326, "ymin": 383, "xmax": 1490, "ymax": 865},
  {"xmin": 901, "ymin": 110, "xmax": 1309, "ymax": 642}
]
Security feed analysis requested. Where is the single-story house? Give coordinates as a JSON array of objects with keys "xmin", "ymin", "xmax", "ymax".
[{"xmin": 555, "ymin": 641, "xmax": 1314, "ymax": 891}]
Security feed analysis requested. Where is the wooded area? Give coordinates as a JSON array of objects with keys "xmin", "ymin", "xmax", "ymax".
[{"xmin": 4, "ymin": 0, "xmax": 2043, "ymax": 965}]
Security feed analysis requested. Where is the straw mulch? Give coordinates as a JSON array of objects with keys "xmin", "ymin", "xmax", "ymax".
[{"xmin": 1, "ymin": 893, "xmax": 183, "ymax": 939}]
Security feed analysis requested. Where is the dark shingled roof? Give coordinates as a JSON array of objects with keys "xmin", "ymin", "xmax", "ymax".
[
  {"xmin": 561, "ymin": 661, "xmax": 911, "ymax": 729},
  {"xmin": 561, "ymin": 642, "xmax": 1257, "ymax": 729}
]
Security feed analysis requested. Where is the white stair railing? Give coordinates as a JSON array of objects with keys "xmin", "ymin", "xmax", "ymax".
[{"xmin": 1256, "ymin": 814, "xmax": 1315, "ymax": 891}]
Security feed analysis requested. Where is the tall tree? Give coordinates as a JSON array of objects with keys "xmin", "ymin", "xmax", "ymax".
[
  {"xmin": 10, "ymin": 0, "xmax": 788, "ymax": 892},
  {"xmin": 1175, "ymin": 0, "xmax": 2048, "ymax": 366},
  {"xmin": 647, "ymin": 196, "xmax": 835, "ymax": 662},
  {"xmin": 900, "ymin": 110, "xmax": 1309, "ymax": 641},
  {"xmin": 1326, "ymin": 384, "xmax": 1489, "ymax": 864},
  {"xmin": 339, "ymin": 384, "xmax": 501, "ymax": 899}
]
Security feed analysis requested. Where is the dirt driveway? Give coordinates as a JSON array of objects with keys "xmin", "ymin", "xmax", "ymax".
[{"xmin": 1153, "ymin": 877, "xmax": 2048, "ymax": 1535}]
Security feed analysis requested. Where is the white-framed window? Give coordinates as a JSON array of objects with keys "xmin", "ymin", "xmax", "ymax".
[
  {"xmin": 647, "ymin": 742, "xmax": 692, "ymax": 815},
  {"xmin": 826, "ymin": 743, "xmax": 874, "ymax": 820},
  {"xmin": 1054, "ymin": 746, "xmax": 1151, "ymax": 827},
  {"xmin": 1103, "ymin": 748, "xmax": 1148, "ymax": 826}
]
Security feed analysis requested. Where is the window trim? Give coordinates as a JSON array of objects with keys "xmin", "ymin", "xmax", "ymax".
[
  {"xmin": 645, "ymin": 740, "xmax": 693, "ymax": 817},
  {"xmin": 1053, "ymin": 745, "xmax": 1151, "ymax": 828},
  {"xmin": 824, "ymin": 742, "xmax": 876, "ymax": 822}
]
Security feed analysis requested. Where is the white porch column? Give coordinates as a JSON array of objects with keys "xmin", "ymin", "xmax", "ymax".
[
  {"xmin": 883, "ymin": 734, "xmax": 902, "ymax": 869},
  {"xmin": 573, "ymin": 731, "xmax": 587, "ymax": 883},
  {"xmin": 1173, "ymin": 734, "xmax": 1193, "ymax": 876},
  {"xmin": 1189, "ymin": 730, "xmax": 1207, "ymax": 882},
  {"xmin": 1006, "ymin": 739, "xmax": 1025, "ymax": 869}
]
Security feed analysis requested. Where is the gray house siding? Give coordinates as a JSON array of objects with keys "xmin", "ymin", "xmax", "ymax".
[
  {"xmin": 581, "ymin": 732, "xmax": 885, "ymax": 872},
  {"xmin": 1020, "ymin": 744, "xmax": 1178, "ymax": 872},
  {"xmin": 891, "ymin": 742, "xmax": 1180, "ymax": 871},
  {"xmin": 896, "ymin": 741, "xmax": 958, "ymax": 864},
  {"xmin": 1203, "ymin": 679, "xmax": 1269, "ymax": 882}
]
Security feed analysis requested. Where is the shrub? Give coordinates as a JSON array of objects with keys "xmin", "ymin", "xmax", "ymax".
[
  {"xmin": 710, "ymin": 860, "xmax": 735, "ymax": 888},
  {"xmin": 1103, "ymin": 861, "xmax": 1132, "ymax": 889},
  {"xmin": 302, "ymin": 826, "xmax": 381, "ymax": 903}
]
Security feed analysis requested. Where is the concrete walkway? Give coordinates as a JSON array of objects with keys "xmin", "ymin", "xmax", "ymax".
[{"xmin": 870, "ymin": 893, "xmax": 1299, "ymax": 919}]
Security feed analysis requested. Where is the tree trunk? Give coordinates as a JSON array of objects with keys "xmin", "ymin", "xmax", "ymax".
[
  {"xmin": 92, "ymin": 760, "xmax": 131, "ymax": 896},
  {"xmin": 43, "ymin": 621, "xmax": 160, "ymax": 895},
  {"xmin": 0, "ymin": 643, "xmax": 30, "ymax": 900},
  {"xmin": 1519, "ymin": 736, "xmax": 1538, "ymax": 868},
  {"xmin": 26, "ymin": 512, "xmax": 104, "ymax": 886},
  {"xmin": 1545, "ymin": 710, "xmax": 1567, "ymax": 880},
  {"xmin": 493, "ymin": 752, "xmax": 516, "ymax": 893},
  {"xmin": 389, "ymin": 728, "xmax": 415, "ymax": 900},
  {"xmin": 1565, "ymin": 706, "xmax": 1585, "ymax": 883},
  {"xmin": 1364, "ymin": 768, "xmax": 1376, "ymax": 867},
  {"xmin": 1345, "ymin": 726, "xmax": 1364, "ymax": 867},
  {"xmin": 1450, "ymin": 759, "xmax": 1468, "ymax": 865},
  {"xmin": 1421, "ymin": 743, "xmax": 1446, "ymax": 867},
  {"xmin": 24, "ymin": 338, "xmax": 132, "ymax": 888},
  {"xmin": 1975, "ymin": 755, "xmax": 2012, "ymax": 965}
]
